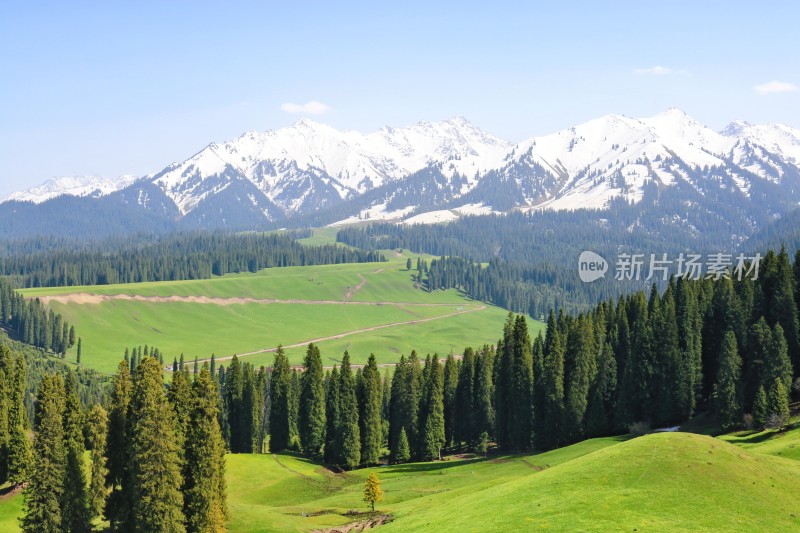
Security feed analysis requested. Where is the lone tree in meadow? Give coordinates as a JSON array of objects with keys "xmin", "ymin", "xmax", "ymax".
[{"xmin": 363, "ymin": 472, "xmax": 384, "ymax": 512}]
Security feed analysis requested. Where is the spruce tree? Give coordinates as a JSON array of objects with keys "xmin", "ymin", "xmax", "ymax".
[
  {"xmin": 241, "ymin": 365, "xmax": 259, "ymax": 453},
  {"xmin": 493, "ymin": 314, "xmax": 515, "ymax": 448},
  {"xmin": 324, "ymin": 367, "xmax": 340, "ymax": 464},
  {"xmin": 541, "ymin": 327, "xmax": 565, "ymax": 449},
  {"xmin": 184, "ymin": 365, "xmax": 227, "ymax": 532},
  {"xmin": 336, "ymin": 352, "xmax": 361, "ymax": 469},
  {"xmin": 169, "ymin": 368, "xmax": 193, "ymax": 450},
  {"xmin": 86, "ymin": 404, "xmax": 108, "ymax": 521},
  {"xmin": 766, "ymin": 378, "xmax": 790, "ymax": 430},
  {"xmin": 62, "ymin": 371, "xmax": 91, "ymax": 532},
  {"xmin": 761, "ymin": 247, "xmax": 800, "ymax": 374},
  {"xmin": 473, "ymin": 345, "xmax": 494, "ymax": 449},
  {"xmin": 564, "ymin": 316, "xmax": 597, "ymax": 442},
  {"xmin": 299, "ymin": 343, "xmax": 326, "ymax": 458},
  {"xmin": 127, "ymin": 357, "xmax": 186, "ymax": 532},
  {"xmin": 269, "ymin": 347, "xmax": 292, "ymax": 453},
  {"xmin": 714, "ymin": 331, "xmax": 743, "ymax": 430},
  {"xmin": 105, "ymin": 359, "xmax": 132, "ymax": 528},
  {"xmin": 6, "ymin": 354, "xmax": 31, "ymax": 486},
  {"xmin": 752, "ymin": 385, "xmax": 768, "ymax": 429},
  {"xmin": 21, "ymin": 374, "xmax": 66, "ymax": 533},
  {"xmin": 586, "ymin": 341, "xmax": 616, "ymax": 438},
  {"xmin": 388, "ymin": 356, "xmax": 408, "ymax": 460},
  {"xmin": 395, "ymin": 427, "xmax": 411, "ymax": 464},
  {"xmin": 419, "ymin": 355, "xmax": 445, "ymax": 460},
  {"xmin": 454, "ymin": 347, "xmax": 475, "ymax": 447},
  {"xmin": 360, "ymin": 354, "xmax": 382, "ymax": 465},
  {"xmin": 225, "ymin": 355, "xmax": 244, "ymax": 452},
  {"xmin": 509, "ymin": 315, "xmax": 534, "ymax": 450},
  {"xmin": 443, "ymin": 354, "xmax": 459, "ymax": 448}
]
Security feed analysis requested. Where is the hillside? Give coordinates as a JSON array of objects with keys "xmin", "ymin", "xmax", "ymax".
[
  {"xmin": 21, "ymin": 251, "xmax": 534, "ymax": 374},
  {"xmin": 383, "ymin": 432, "xmax": 800, "ymax": 532}
]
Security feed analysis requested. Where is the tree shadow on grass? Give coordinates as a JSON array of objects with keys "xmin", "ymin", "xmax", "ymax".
[{"xmin": 382, "ymin": 456, "xmax": 496, "ymax": 475}]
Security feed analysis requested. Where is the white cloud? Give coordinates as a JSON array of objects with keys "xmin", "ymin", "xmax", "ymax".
[
  {"xmin": 753, "ymin": 81, "xmax": 798, "ymax": 95},
  {"xmin": 633, "ymin": 66, "xmax": 690, "ymax": 76},
  {"xmin": 280, "ymin": 100, "xmax": 331, "ymax": 114}
]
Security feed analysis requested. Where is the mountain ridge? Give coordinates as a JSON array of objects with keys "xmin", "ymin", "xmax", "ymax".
[{"xmin": 3, "ymin": 110, "xmax": 800, "ymax": 234}]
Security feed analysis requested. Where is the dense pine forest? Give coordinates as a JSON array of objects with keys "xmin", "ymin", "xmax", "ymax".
[
  {"xmin": 0, "ymin": 232, "xmax": 383, "ymax": 288},
  {"xmin": 0, "ymin": 279, "xmax": 77, "ymax": 355},
  {"xmin": 212, "ymin": 248, "xmax": 799, "ymax": 467},
  {"xmin": 337, "ymin": 212, "xmax": 800, "ymax": 317}
]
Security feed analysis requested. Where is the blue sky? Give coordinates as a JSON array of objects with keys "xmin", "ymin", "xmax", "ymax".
[{"xmin": 1, "ymin": 1, "xmax": 798, "ymax": 195}]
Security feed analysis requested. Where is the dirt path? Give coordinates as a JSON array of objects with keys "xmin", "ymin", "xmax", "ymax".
[
  {"xmin": 35, "ymin": 292, "xmax": 462, "ymax": 308},
  {"xmin": 343, "ymin": 274, "xmax": 366, "ymax": 302},
  {"xmin": 196, "ymin": 305, "xmax": 486, "ymax": 365}
]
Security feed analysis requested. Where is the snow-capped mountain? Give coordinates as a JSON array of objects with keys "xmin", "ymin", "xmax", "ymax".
[
  {"xmin": 3, "ymin": 175, "xmax": 140, "ymax": 204},
  {"xmin": 145, "ymin": 116, "xmax": 511, "ymax": 218},
  {"xmin": 3, "ymin": 110, "xmax": 800, "ymax": 233}
]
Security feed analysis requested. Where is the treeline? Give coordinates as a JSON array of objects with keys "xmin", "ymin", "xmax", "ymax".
[
  {"xmin": 0, "ymin": 278, "xmax": 76, "ymax": 354},
  {"xmin": 19, "ymin": 356, "xmax": 226, "ymax": 532},
  {"xmin": 232, "ymin": 247, "xmax": 799, "ymax": 468},
  {"xmin": 0, "ymin": 231, "xmax": 384, "ymax": 288},
  {"xmin": 336, "ymin": 213, "xmax": 663, "ymax": 317}
]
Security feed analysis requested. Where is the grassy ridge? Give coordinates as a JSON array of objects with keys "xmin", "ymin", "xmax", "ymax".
[{"xmin": 383, "ymin": 432, "xmax": 800, "ymax": 532}]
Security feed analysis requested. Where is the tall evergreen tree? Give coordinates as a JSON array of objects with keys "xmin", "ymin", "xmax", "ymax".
[
  {"xmin": 442, "ymin": 353, "xmax": 459, "ymax": 448},
  {"xmin": 336, "ymin": 352, "xmax": 361, "ymax": 469},
  {"xmin": 105, "ymin": 359, "xmax": 132, "ymax": 528},
  {"xmin": 184, "ymin": 365, "xmax": 227, "ymax": 532},
  {"xmin": 126, "ymin": 357, "xmax": 185, "ymax": 532},
  {"xmin": 509, "ymin": 315, "xmax": 534, "ymax": 449},
  {"xmin": 473, "ymin": 345, "xmax": 494, "ymax": 448},
  {"xmin": 21, "ymin": 374, "xmax": 66, "ymax": 533},
  {"xmin": 761, "ymin": 248, "xmax": 800, "ymax": 375},
  {"xmin": 586, "ymin": 341, "xmax": 617, "ymax": 438},
  {"xmin": 714, "ymin": 331, "xmax": 743, "ymax": 430},
  {"xmin": 298, "ymin": 343, "xmax": 326, "ymax": 458},
  {"xmin": 360, "ymin": 354, "xmax": 382, "ymax": 465},
  {"xmin": 493, "ymin": 314, "xmax": 515, "ymax": 448},
  {"xmin": 394, "ymin": 427, "xmax": 411, "ymax": 464},
  {"xmin": 86, "ymin": 404, "xmax": 108, "ymax": 522},
  {"xmin": 268, "ymin": 347, "xmax": 292, "ymax": 453},
  {"xmin": 324, "ymin": 367, "xmax": 340, "ymax": 465},
  {"xmin": 225, "ymin": 355, "xmax": 244, "ymax": 453},
  {"xmin": 454, "ymin": 347, "xmax": 476, "ymax": 447},
  {"xmin": 541, "ymin": 327, "xmax": 565, "ymax": 449},
  {"xmin": 752, "ymin": 385, "xmax": 768, "ymax": 429},
  {"xmin": 766, "ymin": 377, "xmax": 790, "ymax": 429},
  {"xmin": 61, "ymin": 371, "xmax": 91, "ymax": 532},
  {"xmin": 6, "ymin": 353, "xmax": 31, "ymax": 486},
  {"xmin": 419, "ymin": 355, "xmax": 445, "ymax": 460},
  {"xmin": 564, "ymin": 315, "xmax": 597, "ymax": 442}
]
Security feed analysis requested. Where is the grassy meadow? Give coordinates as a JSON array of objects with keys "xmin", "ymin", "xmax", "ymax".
[{"xmin": 21, "ymin": 251, "xmax": 538, "ymax": 374}]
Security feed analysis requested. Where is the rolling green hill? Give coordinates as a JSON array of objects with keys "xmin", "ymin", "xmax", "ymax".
[
  {"xmin": 21, "ymin": 252, "xmax": 536, "ymax": 374},
  {"xmin": 3, "ymin": 427, "xmax": 800, "ymax": 531}
]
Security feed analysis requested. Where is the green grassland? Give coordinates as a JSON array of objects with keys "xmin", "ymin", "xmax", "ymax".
[
  {"xmin": 21, "ymin": 254, "xmax": 537, "ymax": 374},
  {"xmin": 230, "ymin": 426, "xmax": 800, "ymax": 532}
]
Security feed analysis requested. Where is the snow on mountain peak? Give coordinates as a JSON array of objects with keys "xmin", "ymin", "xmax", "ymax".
[{"xmin": 3, "ymin": 174, "xmax": 139, "ymax": 204}]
